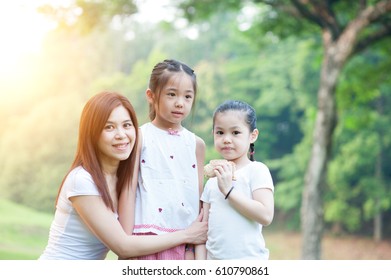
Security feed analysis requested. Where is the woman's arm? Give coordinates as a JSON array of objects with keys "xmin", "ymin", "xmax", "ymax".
[
  {"xmin": 71, "ymin": 195, "xmax": 207, "ymax": 259},
  {"xmin": 195, "ymin": 202, "xmax": 209, "ymax": 260},
  {"xmin": 118, "ymin": 129, "xmax": 142, "ymax": 234}
]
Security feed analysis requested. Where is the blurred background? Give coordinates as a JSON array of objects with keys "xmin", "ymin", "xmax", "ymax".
[{"xmin": 0, "ymin": 0, "xmax": 390, "ymax": 260}]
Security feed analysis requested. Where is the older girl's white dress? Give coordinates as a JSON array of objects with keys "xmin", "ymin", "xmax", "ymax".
[{"xmin": 133, "ymin": 122, "xmax": 199, "ymax": 235}]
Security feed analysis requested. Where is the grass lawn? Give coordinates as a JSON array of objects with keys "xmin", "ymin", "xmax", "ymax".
[
  {"xmin": 264, "ymin": 225, "xmax": 391, "ymax": 260},
  {"xmin": 0, "ymin": 198, "xmax": 52, "ymax": 259},
  {"xmin": 1, "ymin": 198, "xmax": 390, "ymax": 260}
]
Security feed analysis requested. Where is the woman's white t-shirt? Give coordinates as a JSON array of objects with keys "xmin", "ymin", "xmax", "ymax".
[{"xmin": 39, "ymin": 166, "xmax": 114, "ymax": 260}]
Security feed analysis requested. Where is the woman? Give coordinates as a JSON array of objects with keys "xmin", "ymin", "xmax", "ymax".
[{"xmin": 39, "ymin": 91, "xmax": 207, "ymax": 260}]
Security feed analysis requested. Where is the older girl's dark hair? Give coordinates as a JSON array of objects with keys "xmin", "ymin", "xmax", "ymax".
[
  {"xmin": 56, "ymin": 91, "xmax": 139, "ymax": 211},
  {"xmin": 213, "ymin": 100, "xmax": 257, "ymax": 161},
  {"xmin": 148, "ymin": 59, "xmax": 197, "ymax": 120}
]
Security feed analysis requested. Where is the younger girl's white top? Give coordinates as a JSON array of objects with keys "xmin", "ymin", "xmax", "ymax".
[
  {"xmin": 201, "ymin": 161, "xmax": 274, "ymax": 260},
  {"xmin": 39, "ymin": 166, "xmax": 114, "ymax": 260},
  {"xmin": 134, "ymin": 122, "xmax": 199, "ymax": 235}
]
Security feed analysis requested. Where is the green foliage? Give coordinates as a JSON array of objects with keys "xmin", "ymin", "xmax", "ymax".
[
  {"xmin": 0, "ymin": 95, "xmax": 80, "ymax": 211},
  {"xmin": 174, "ymin": 0, "xmax": 391, "ymax": 239},
  {"xmin": 179, "ymin": 0, "xmax": 242, "ymax": 22},
  {"xmin": 327, "ymin": 47, "xmax": 391, "ymax": 233},
  {"xmin": 38, "ymin": 0, "xmax": 137, "ymax": 34},
  {"xmin": 1, "ymin": 0, "xmax": 391, "ymax": 239},
  {"xmin": 325, "ymin": 200, "xmax": 361, "ymax": 232}
]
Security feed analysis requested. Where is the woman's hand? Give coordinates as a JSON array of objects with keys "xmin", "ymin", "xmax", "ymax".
[{"xmin": 184, "ymin": 209, "xmax": 208, "ymax": 244}]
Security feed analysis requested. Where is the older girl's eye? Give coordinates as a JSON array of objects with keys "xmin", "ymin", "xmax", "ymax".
[{"xmin": 104, "ymin": 124, "xmax": 114, "ymax": 130}]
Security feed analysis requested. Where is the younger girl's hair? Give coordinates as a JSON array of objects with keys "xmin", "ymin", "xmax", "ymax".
[
  {"xmin": 56, "ymin": 91, "xmax": 139, "ymax": 211},
  {"xmin": 147, "ymin": 59, "xmax": 197, "ymax": 121},
  {"xmin": 213, "ymin": 100, "xmax": 257, "ymax": 161}
]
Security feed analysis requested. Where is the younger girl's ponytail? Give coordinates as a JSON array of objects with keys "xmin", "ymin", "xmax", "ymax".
[{"xmin": 250, "ymin": 143, "xmax": 255, "ymax": 161}]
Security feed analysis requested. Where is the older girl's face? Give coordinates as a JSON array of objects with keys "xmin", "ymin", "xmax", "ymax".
[
  {"xmin": 150, "ymin": 72, "xmax": 195, "ymax": 130},
  {"xmin": 98, "ymin": 105, "xmax": 136, "ymax": 167}
]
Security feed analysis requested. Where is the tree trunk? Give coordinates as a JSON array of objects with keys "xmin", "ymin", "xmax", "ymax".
[
  {"xmin": 373, "ymin": 151, "xmax": 382, "ymax": 242},
  {"xmin": 300, "ymin": 31, "xmax": 340, "ymax": 260},
  {"xmin": 297, "ymin": 0, "xmax": 391, "ymax": 260},
  {"xmin": 374, "ymin": 97, "xmax": 384, "ymax": 242},
  {"xmin": 374, "ymin": 208, "xmax": 382, "ymax": 242}
]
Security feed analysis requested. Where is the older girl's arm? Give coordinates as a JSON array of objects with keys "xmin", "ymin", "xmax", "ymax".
[
  {"xmin": 118, "ymin": 129, "xmax": 142, "ymax": 235},
  {"xmin": 195, "ymin": 202, "xmax": 209, "ymax": 260},
  {"xmin": 195, "ymin": 136, "xmax": 206, "ymax": 201}
]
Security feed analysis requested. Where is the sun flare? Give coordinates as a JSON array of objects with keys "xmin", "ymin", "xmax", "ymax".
[{"xmin": 0, "ymin": 1, "xmax": 56, "ymax": 76}]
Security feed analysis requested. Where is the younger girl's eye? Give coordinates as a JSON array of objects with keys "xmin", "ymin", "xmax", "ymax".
[
  {"xmin": 215, "ymin": 131, "xmax": 223, "ymax": 135},
  {"xmin": 233, "ymin": 131, "xmax": 241, "ymax": 135}
]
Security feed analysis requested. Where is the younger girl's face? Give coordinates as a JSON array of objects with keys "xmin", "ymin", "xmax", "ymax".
[
  {"xmin": 98, "ymin": 105, "xmax": 136, "ymax": 168},
  {"xmin": 213, "ymin": 111, "xmax": 257, "ymax": 163},
  {"xmin": 151, "ymin": 72, "xmax": 195, "ymax": 130}
]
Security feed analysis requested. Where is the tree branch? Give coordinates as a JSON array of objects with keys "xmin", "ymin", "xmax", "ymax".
[
  {"xmin": 290, "ymin": 0, "xmax": 324, "ymax": 26},
  {"xmin": 353, "ymin": 23, "xmax": 391, "ymax": 55},
  {"xmin": 253, "ymin": 0, "xmax": 300, "ymax": 16},
  {"xmin": 347, "ymin": 0, "xmax": 391, "ymax": 53},
  {"xmin": 291, "ymin": 0, "xmax": 341, "ymax": 39},
  {"xmin": 359, "ymin": 0, "xmax": 367, "ymax": 11},
  {"xmin": 362, "ymin": 0, "xmax": 391, "ymax": 23}
]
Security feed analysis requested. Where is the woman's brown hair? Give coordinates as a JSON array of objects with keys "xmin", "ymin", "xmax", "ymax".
[{"xmin": 56, "ymin": 91, "xmax": 139, "ymax": 211}]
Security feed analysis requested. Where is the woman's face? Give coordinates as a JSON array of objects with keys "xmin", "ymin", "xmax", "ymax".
[{"xmin": 97, "ymin": 105, "xmax": 136, "ymax": 168}]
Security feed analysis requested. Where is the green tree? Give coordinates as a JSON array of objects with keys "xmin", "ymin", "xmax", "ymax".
[
  {"xmin": 0, "ymin": 23, "xmax": 140, "ymax": 211},
  {"xmin": 38, "ymin": 0, "xmax": 137, "ymax": 34},
  {"xmin": 176, "ymin": 0, "xmax": 391, "ymax": 259},
  {"xmin": 28, "ymin": 0, "xmax": 391, "ymax": 258},
  {"xmin": 327, "ymin": 49, "xmax": 391, "ymax": 240}
]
